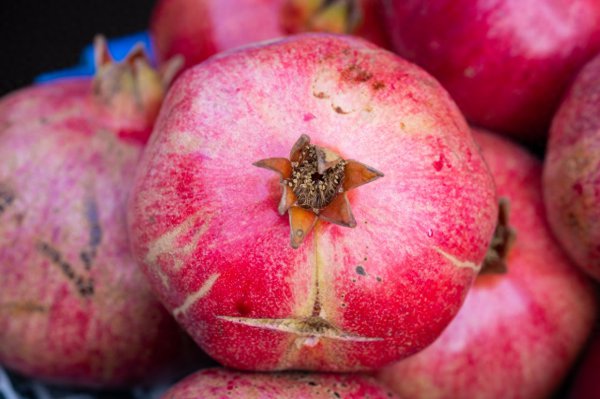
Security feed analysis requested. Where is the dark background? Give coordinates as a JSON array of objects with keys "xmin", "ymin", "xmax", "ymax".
[{"xmin": 0, "ymin": 0, "xmax": 156, "ymax": 96}]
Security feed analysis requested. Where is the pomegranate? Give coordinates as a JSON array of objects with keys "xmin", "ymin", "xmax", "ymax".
[
  {"xmin": 150, "ymin": 0, "xmax": 390, "ymax": 71},
  {"xmin": 127, "ymin": 33, "xmax": 498, "ymax": 371},
  {"xmin": 381, "ymin": 0, "xmax": 600, "ymax": 141},
  {"xmin": 0, "ymin": 37, "xmax": 189, "ymax": 387},
  {"xmin": 378, "ymin": 129, "xmax": 597, "ymax": 399},
  {"xmin": 543, "ymin": 52, "xmax": 600, "ymax": 281},
  {"xmin": 161, "ymin": 368, "xmax": 402, "ymax": 399}
]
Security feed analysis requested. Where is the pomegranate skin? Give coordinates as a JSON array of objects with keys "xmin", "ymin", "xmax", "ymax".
[
  {"xmin": 128, "ymin": 34, "xmax": 497, "ymax": 372},
  {"xmin": 381, "ymin": 0, "xmax": 600, "ymax": 141},
  {"xmin": 161, "ymin": 368, "xmax": 402, "ymax": 399},
  {"xmin": 150, "ymin": 0, "xmax": 390, "ymax": 71},
  {"xmin": 378, "ymin": 130, "xmax": 597, "ymax": 399},
  {"xmin": 543, "ymin": 53, "xmax": 600, "ymax": 281},
  {"xmin": 0, "ymin": 54, "xmax": 188, "ymax": 386}
]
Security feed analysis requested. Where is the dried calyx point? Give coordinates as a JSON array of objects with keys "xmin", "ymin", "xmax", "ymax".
[
  {"xmin": 92, "ymin": 35, "xmax": 183, "ymax": 130},
  {"xmin": 254, "ymin": 134, "xmax": 383, "ymax": 249},
  {"xmin": 281, "ymin": 0, "xmax": 362, "ymax": 35},
  {"xmin": 481, "ymin": 198, "xmax": 516, "ymax": 275}
]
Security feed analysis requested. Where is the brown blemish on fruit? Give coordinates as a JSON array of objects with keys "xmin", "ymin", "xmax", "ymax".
[
  {"xmin": 37, "ymin": 241, "xmax": 94, "ymax": 297},
  {"xmin": 313, "ymin": 90, "xmax": 330, "ymax": 99},
  {"xmin": 355, "ymin": 265, "xmax": 366, "ymax": 276},
  {"xmin": 332, "ymin": 104, "xmax": 351, "ymax": 114},
  {"xmin": 372, "ymin": 81, "xmax": 385, "ymax": 91},
  {"xmin": 341, "ymin": 64, "xmax": 373, "ymax": 83},
  {"xmin": 0, "ymin": 301, "xmax": 48, "ymax": 315},
  {"xmin": 0, "ymin": 183, "xmax": 16, "ymax": 216}
]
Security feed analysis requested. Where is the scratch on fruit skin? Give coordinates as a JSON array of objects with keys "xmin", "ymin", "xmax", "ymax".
[
  {"xmin": 79, "ymin": 197, "xmax": 102, "ymax": 270},
  {"xmin": 173, "ymin": 273, "xmax": 220, "ymax": 318},
  {"xmin": 145, "ymin": 210, "xmax": 212, "ymax": 271},
  {"xmin": 217, "ymin": 316, "xmax": 383, "ymax": 342},
  {"xmin": 434, "ymin": 247, "xmax": 480, "ymax": 272}
]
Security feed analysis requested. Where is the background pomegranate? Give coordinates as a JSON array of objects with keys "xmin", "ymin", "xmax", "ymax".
[
  {"xmin": 378, "ymin": 129, "xmax": 597, "ymax": 399},
  {"xmin": 127, "ymin": 33, "xmax": 498, "ymax": 372},
  {"xmin": 543, "ymin": 52, "xmax": 600, "ymax": 281},
  {"xmin": 150, "ymin": 0, "xmax": 390, "ymax": 71},
  {"xmin": 0, "ymin": 38, "xmax": 190, "ymax": 387},
  {"xmin": 381, "ymin": 0, "xmax": 600, "ymax": 142},
  {"xmin": 160, "ymin": 368, "xmax": 402, "ymax": 399}
]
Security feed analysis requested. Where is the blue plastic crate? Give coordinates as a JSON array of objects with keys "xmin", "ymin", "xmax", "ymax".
[{"xmin": 35, "ymin": 32, "xmax": 155, "ymax": 83}]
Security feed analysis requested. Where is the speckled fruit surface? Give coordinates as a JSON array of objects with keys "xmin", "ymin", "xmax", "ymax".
[
  {"xmin": 543, "ymin": 52, "xmax": 600, "ymax": 281},
  {"xmin": 128, "ymin": 33, "xmax": 497, "ymax": 371},
  {"xmin": 381, "ymin": 0, "xmax": 600, "ymax": 141},
  {"xmin": 0, "ymin": 40, "xmax": 188, "ymax": 387},
  {"xmin": 161, "ymin": 368, "xmax": 401, "ymax": 399},
  {"xmin": 378, "ymin": 129, "xmax": 597, "ymax": 399},
  {"xmin": 150, "ymin": 0, "xmax": 390, "ymax": 71}
]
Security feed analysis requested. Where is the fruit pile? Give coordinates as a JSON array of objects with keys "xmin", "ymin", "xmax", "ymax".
[{"xmin": 1, "ymin": 1, "xmax": 600, "ymax": 398}]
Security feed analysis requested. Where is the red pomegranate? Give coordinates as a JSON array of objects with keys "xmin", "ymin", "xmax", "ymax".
[
  {"xmin": 381, "ymin": 0, "xmax": 600, "ymax": 141},
  {"xmin": 543, "ymin": 52, "xmax": 600, "ymax": 281},
  {"xmin": 160, "ymin": 368, "xmax": 402, "ymax": 399},
  {"xmin": 150, "ymin": 0, "xmax": 390, "ymax": 71},
  {"xmin": 377, "ymin": 129, "xmax": 597, "ymax": 399},
  {"xmin": 0, "ymin": 38, "xmax": 188, "ymax": 387},
  {"xmin": 127, "ymin": 34, "xmax": 498, "ymax": 371}
]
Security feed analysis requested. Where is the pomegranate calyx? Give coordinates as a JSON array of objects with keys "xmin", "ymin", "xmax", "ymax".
[
  {"xmin": 481, "ymin": 198, "xmax": 516, "ymax": 275},
  {"xmin": 280, "ymin": 0, "xmax": 362, "ymax": 35},
  {"xmin": 91, "ymin": 35, "xmax": 183, "ymax": 139},
  {"xmin": 254, "ymin": 134, "xmax": 383, "ymax": 249}
]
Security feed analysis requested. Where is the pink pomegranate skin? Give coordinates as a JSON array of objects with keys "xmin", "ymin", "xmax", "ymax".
[
  {"xmin": 543, "ymin": 53, "xmax": 600, "ymax": 281},
  {"xmin": 128, "ymin": 34, "xmax": 498, "ymax": 371},
  {"xmin": 381, "ymin": 0, "xmax": 600, "ymax": 141},
  {"xmin": 161, "ymin": 368, "xmax": 402, "ymax": 399},
  {"xmin": 378, "ymin": 130, "xmax": 597, "ymax": 399},
  {"xmin": 0, "ymin": 50, "xmax": 188, "ymax": 387},
  {"xmin": 150, "ymin": 0, "xmax": 390, "ymax": 71}
]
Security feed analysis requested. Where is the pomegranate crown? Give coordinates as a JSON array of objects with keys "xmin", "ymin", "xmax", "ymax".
[
  {"xmin": 91, "ymin": 35, "xmax": 183, "ymax": 136},
  {"xmin": 255, "ymin": 134, "xmax": 383, "ymax": 249},
  {"xmin": 280, "ymin": 0, "xmax": 362, "ymax": 35},
  {"xmin": 481, "ymin": 198, "xmax": 516, "ymax": 274}
]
